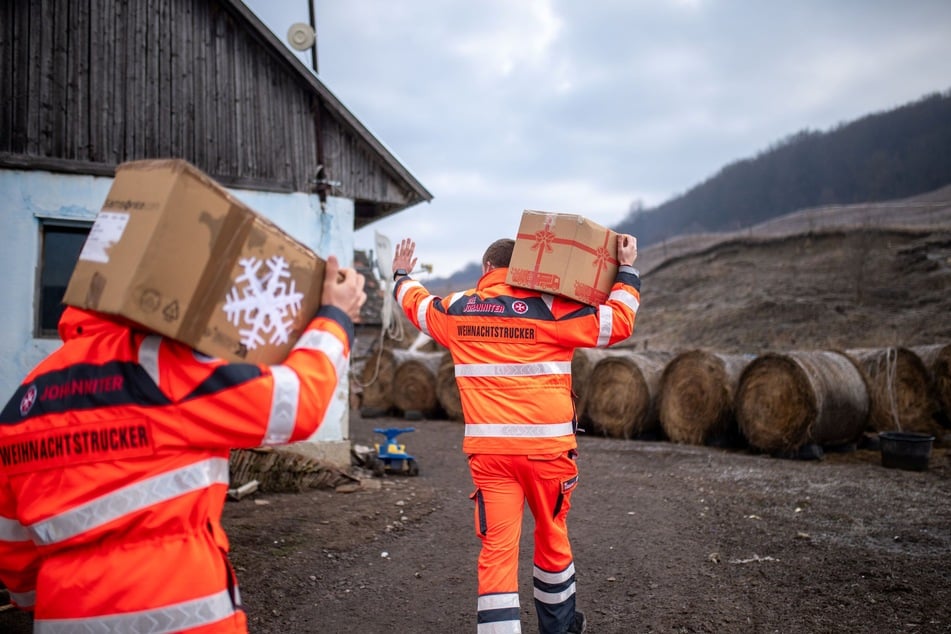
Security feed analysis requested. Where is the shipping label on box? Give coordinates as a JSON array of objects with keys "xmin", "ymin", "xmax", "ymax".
[
  {"xmin": 64, "ymin": 159, "xmax": 325, "ymax": 364},
  {"xmin": 506, "ymin": 210, "xmax": 619, "ymax": 306}
]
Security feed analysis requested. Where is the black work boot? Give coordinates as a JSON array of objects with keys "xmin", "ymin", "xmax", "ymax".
[{"xmin": 567, "ymin": 610, "xmax": 587, "ymax": 633}]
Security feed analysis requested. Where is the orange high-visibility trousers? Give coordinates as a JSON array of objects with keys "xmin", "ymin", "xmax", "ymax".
[{"xmin": 469, "ymin": 452, "xmax": 580, "ymax": 633}]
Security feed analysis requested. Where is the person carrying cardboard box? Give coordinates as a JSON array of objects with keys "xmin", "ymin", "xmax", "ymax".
[
  {"xmin": 392, "ymin": 231, "xmax": 639, "ymax": 634},
  {"xmin": 0, "ymin": 249, "xmax": 365, "ymax": 632}
]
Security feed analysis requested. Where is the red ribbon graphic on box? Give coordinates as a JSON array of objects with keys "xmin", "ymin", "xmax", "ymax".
[
  {"xmin": 530, "ymin": 227, "xmax": 556, "ymax": 270},
  {"xmin": 521, "ymin": 216, "xmax": 563, "ymax": 286},
  {"xmin": 591, "ymin": 232, "xmax": 614, "ymax": 290},
  {"xmin": 531, "ymin": 228, "xmax": 556, "ymax": 253}
]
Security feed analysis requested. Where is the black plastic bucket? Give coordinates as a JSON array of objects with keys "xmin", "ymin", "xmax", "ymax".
[{"xmin": 878, "ymin": 431, "xmax": 935, "ymax": 471}]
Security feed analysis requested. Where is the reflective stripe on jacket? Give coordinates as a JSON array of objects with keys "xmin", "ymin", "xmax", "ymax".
[
  {"xmin": 396, "ymin": 267, "xmax": 639, "ymax": 454},
  {"xmin": 0, "ymin": 306, "xmax": 352, "ymax": 630}
]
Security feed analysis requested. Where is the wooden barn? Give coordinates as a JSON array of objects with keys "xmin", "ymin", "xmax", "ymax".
[{"xmin": 0, "ymin": 0, "xmax": 432, "ymax": 463}]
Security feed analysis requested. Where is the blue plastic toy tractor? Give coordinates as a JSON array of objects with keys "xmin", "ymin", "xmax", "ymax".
[{"xmin": 370, "ymin": 427, "xmax": 419, "ymax": 476}]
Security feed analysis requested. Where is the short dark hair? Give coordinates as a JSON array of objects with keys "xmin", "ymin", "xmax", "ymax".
[{"xmin": 483, "ymin": 239, "xmax": 515, "ymax": 268}]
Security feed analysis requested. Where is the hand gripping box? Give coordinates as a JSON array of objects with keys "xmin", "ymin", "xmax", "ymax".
[
  {"xmin": 506, "ymin": 210, "xmax": 619, "ymax": 306},
  {"xmin": 64, "ymin": 159, "xmax": 326, "ymax": 364}
]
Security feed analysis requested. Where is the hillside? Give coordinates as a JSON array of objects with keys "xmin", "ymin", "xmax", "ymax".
[
  {"xmin": 629, "ymin": 186, "xmax": 951, "ymax": 353},
  {"xmin": 634, "ymin": 184, "xmax": 951, "ymax": 275},
  {"xmin": 406, "ymin": 187, "xmax": 951, "ymax": 357},
  {"xmin": 634, "ymin": 226, "xmax": 951, "ymax": 354}
]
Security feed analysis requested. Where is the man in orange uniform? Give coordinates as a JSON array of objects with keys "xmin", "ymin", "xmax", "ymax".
[
  {"xmin": 0, "ymin": 254, "xmax": 365, "ymax": 633},
  {"xmin": 392, "ymin": 233, "xmax": 639, "ymax": 633}
]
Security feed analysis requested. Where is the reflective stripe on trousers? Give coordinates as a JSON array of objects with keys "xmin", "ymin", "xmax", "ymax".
[
  {"xmin": 34, "ymin": 589, "xmax": 237, "ymax": 634},
  {"xmin": 477, "ymin": 592, "xmax": 521, "ymax": 633},
  {"xmin": 533, "ymin": 563, "xmax": 577, "ymax": 633}
]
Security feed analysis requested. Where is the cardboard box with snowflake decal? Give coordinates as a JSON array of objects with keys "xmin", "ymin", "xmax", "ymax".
[
  {"xmin": 63, "ymin": 159, "xmax": 326, "ymax": 364},
  {"xmin": 507, "ymin": 210, "xmax": 619, "ymax": 306}
]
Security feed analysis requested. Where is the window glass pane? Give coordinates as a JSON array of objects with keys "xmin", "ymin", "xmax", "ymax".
[{"xmin": 39, "ymin": 225, "xmax": 89, "ymax": 335}]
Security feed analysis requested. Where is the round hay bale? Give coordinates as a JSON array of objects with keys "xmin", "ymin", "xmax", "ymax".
[
  {"xmin": 391, "ymin": 349, "xmax": 443, "ymax": 417},
  {"xmin": 579, "ymin": 349, "xmax": 674, "ymax": 439},
  {"xmin": 911, "ymin": 343, "xmax": 951, "ymax": 426},
  {"xmin": 658, "ymin": 350, "xmax": 755, "ymax": 445},
  {"xmin": 436, "ymin": 351, "xmax": 464, "ymax": 422},
  {"xmin": 574, "ymin": 349, "xmax": 645, "ymax": 404},
  {"xmin": 845, "ymin": 347, "xmax": 940, "ymax": 436},
  {"xmin": 356, "ymin": 347, "xmax": 397, "ymax": 415},
  {"xmin": 736, "ymin": 350, "xmax": 869, "ymax": 454}
]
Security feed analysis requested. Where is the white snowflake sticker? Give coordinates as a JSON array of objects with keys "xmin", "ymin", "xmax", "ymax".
[{"xmin": 223, "ymin": 255, "xmax": 304, "ymax": 351}]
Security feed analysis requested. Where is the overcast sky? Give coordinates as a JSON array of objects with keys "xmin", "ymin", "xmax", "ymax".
[{"xmin": 243, "ymin": 0, "xmax": 951, "ymax": 279}]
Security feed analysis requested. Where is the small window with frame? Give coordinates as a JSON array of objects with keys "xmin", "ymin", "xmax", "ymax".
[{"xmin": 37, "ymin": 221, "xmax": 91, "ymax": 337}]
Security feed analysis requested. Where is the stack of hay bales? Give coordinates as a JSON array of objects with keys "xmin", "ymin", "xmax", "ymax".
[
  {"xmin": 354, "ymin": 324, "xmax": 951, "ymax": 460},
  {"xmin": 355, "ymin": 314, "xmax": 444, "ymax": 417},
  {"xmin": 658, "ymin": 350, "xmax": 755, "ymax": 446}
]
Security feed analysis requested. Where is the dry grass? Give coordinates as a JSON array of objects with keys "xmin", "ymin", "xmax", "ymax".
[{"xmin": 638, "ymin": 185, "xmax": 951, "ymax": 275}]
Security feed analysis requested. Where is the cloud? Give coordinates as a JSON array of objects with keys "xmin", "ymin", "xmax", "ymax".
[{"xmin": 245, "ymin": 0, "xmax": 951, "ymax": 278}]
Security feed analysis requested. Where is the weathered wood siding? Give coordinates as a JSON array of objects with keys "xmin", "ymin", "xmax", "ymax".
[{"xmin": 0, "ymin": 0, "xmax": 425, "ymax": 218}]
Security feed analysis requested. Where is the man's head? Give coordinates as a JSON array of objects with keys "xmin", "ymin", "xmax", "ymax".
[{"xmin": 482, "ymin": 239, "xmax": 515, "ymax": 273}]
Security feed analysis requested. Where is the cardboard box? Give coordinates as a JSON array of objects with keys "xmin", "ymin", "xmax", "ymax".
[
  {"xmin": 64, "ymin": 159, "xmax": 326, "ymax": 364},
  {"xmin": 506, "ymin": 210, "xmax": 619, "ymax": 305}
]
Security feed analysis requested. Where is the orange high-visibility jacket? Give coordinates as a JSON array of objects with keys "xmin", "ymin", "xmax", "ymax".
[
  {"xmin": 0, "ymin": 306, "xmax": 353, "ymax": 632},
  {"xmin": 395, "ymin": 266, "xmax": 640, "ymax": 455}
]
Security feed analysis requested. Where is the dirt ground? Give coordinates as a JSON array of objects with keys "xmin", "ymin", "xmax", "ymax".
[
  {"xmin": 0, "ymin": 415, "xmax": 951, "ymax": 634},
  {"xmin": 7, "ymin": 413, "xmax": 949, "ymax": 634},
  {"xmin": 224, "ymin": 413, "xmax": 951, "ymax": 634},
  {"xmin": 3, "ymin": 224, "xmax": 951, "ymax": 633}
]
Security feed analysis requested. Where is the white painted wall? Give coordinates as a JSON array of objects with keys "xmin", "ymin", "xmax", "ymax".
[
  {"xmin": 0, "ymin": 169, "xmax": 355, "ymax": 444},
  {"xmin": 0, "ymin": 170, "xmax": 109, "ymax": 395}
]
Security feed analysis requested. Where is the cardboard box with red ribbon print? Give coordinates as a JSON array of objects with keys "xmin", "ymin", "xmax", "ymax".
[{"xmin": 506, "ymin": 210, "xmax": 619, "ymax": 306}]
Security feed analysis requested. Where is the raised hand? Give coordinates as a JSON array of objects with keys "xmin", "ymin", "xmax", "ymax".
[
  {"xmin": 617, "ymin": 234, "xmax": 638, "ymax": 267},
  {"xmin": 392, "ymin": 238, "xmax": 418, "ymax": 277}
]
